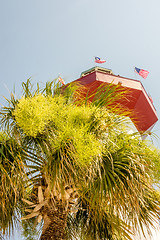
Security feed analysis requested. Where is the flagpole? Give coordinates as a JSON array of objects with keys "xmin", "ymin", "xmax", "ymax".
[
  {"xmin": 94, "ymin": 56, "xmax": 96, "ymax": 68},
  {"xmin": 134, "ymin": 66, "xmax": 138, "ymax": 80}
]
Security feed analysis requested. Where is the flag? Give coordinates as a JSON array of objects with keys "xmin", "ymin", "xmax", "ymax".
[
  {"xmin": 95, "ymin": 57, "xmax": 106, "ymax": 64},
  {"xmin": 58, "ymin": 76, "xmax": 65, "ymax": 85},
  {"xmin": 135, "ymin": 67, "xmax": 149, "ymax": 79}
]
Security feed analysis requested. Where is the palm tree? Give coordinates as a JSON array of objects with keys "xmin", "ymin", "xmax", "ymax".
[{"xmin": 0, "ymin": 79, "xmax": 159, "ymax": 240}]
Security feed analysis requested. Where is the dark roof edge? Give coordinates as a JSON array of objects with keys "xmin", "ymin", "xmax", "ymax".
[{"xmin": 80, "ymin": 66, "xmax": 113, "ymax": 77}]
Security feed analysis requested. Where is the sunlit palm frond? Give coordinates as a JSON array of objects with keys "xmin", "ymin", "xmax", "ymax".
[{"xmin": 0, "ymin": 132, "xmax": 26, "ymax": 235}]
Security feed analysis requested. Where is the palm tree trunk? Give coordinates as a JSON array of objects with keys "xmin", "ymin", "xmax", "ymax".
[{"xmin": 40, "ymin": 203, "xmax": 68, "ymax": 240}]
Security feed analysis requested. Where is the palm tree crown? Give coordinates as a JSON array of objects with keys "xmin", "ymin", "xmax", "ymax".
[{"xmin": 0, "ymin": 79, "xmax": 160, "ymax": 240}]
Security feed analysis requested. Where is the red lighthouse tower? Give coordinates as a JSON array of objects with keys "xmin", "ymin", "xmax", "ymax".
[{"xmin": 73, "ymin": 67, "xmax": 158, "ymax": 135}]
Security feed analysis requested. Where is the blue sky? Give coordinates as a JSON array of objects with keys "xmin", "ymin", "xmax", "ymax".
[{"xmin": 1, "ymin": 0, "xmax": 160, "ymax": 239}]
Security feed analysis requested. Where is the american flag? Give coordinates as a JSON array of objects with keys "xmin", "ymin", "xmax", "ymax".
[
  {"xmin": 135, "ymin": 67, "xmax": 149, "ymax": 79},
  {"xmin": 58, "ymin": 76, "xmax": 65, "ymax": 85},
  {"xmin": 95, "ymin": 57, "xmax": 106, "ymax": 64}
]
